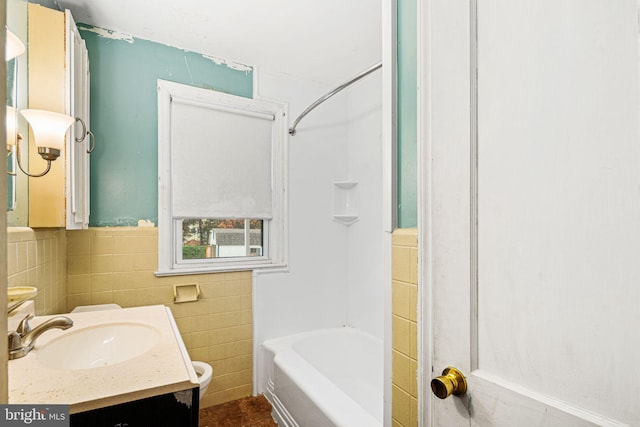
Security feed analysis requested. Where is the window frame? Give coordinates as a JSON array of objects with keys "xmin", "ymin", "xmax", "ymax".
[{"xmin": 156, "ymin": 80, "xmax": 288, "ymax": 276}]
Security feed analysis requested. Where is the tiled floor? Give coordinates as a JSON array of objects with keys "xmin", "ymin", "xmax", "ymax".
[{"xmin": 199, "ymin": 395, "xmax": 277, "ymax": 427}]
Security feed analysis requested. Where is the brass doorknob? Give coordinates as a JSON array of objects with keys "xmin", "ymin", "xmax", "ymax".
[{"xmin": 431, "ymin": 366, "xmax": 467, "ymax": 399}]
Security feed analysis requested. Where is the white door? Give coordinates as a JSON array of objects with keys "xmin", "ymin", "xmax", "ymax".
[{"xmin": 419, "ymin": 0, "xmax": 640, "ymax": 426}]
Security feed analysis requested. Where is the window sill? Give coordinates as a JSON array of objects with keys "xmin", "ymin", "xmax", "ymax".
[{"xmin": 154, "ymin": 261, "xmax": 288, "ymax": 277}]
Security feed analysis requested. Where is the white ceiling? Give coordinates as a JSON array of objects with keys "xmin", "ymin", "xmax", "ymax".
[{"xmin": 55, "ymin": 0, "xmax": 382, "ymax": 85}]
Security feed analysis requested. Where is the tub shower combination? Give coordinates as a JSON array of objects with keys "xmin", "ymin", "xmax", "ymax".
[
  {"xmin": 263, "ymin": 61, "xmax": 384, "ymax": 427},
  {"xmin": 263, "ymin": 327, "xmax": 383, "ymax": 427}
]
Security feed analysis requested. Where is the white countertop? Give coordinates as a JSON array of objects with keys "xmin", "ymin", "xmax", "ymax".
[{"xmin": 8, "ymin": 305, "xmax": 199, "ymax": 414}]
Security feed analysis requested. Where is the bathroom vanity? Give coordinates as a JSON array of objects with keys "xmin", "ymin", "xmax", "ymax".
[
  {"xmin": 8, "ymin": 305, "xmax": 199, "ymax": 426},
  {"xmin": 69, "ymin": 389, "xmax": 198, "ymax": 427}
]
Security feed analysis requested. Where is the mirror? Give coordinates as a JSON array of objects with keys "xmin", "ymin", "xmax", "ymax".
[{"xmin": 6, "ymin": 0, "xmax": 28, "ymax": 225}]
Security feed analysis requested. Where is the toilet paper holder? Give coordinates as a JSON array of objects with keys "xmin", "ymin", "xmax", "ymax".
[{"xmin": 173, "ymin": 284, "xmax": 201, "ymax": 303}]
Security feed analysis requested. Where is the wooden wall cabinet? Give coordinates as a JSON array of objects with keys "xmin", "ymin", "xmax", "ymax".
[{"xmin": 28, "ymin": 4, "xmax": 90, "ymax": 229}]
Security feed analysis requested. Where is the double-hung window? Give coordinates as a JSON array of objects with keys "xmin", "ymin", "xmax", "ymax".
[{"xmin": 157, "ymin": 80, "xmax": 287, "ymax": 275}]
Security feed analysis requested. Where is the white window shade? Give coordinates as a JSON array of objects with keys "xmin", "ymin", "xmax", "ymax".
[
  {"xmin": 170, "ymin": 97, "xmax": 274, "ymax": 219},
  {"xmin": 157, "ymin": 80, "xmax": 288, "ymax": 275}
]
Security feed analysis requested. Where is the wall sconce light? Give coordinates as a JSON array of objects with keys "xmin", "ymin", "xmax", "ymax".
[
  {"xmin": 13, "ymin": 109, "xmax": 74, "ymax": 177},
  {"xmin": 5, "ymin": 28, "xmax": 85, "ymax": 178},
  {"xmin": 6, "ymin": 28, "xmax": 25, "ymax": 61}
]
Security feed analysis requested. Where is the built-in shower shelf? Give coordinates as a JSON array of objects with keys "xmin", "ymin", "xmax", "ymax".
[
  {"xmin": 333, "ymin": 181, "xmax": 358, "ymax": 189},
  {"xmin": 332, "ymin": 181, "xmax": 358, "ymax": 226},
  {"xmin": 332, "ymin": 215, "xmax": 359, "ymax": 225}
]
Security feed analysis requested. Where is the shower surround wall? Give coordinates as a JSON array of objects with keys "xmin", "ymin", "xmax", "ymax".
[
  {"xmin": 254, "ymin": 71, "xmax": 349, "ymax": 344},
  {"xmin": 345, "ymin": 73, "xmax": 384, "ymax": 335},
  {"xmin": 254, "ymin": 70, "xmax": 384, "ymax": 390}
]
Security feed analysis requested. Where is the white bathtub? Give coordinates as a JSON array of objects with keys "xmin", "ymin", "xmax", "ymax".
[{"xmin": 262, "ymin": 327, "xmax": 383, "ymax": 427}]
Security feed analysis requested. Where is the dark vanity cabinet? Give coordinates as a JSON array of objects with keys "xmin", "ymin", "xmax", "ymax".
[{"xmin": 70, "ymin": 388, "xmax": 199, "ymax": 427}]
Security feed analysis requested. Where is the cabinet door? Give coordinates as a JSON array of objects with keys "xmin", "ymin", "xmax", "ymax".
[
  {"xmin": 66, "ymin": 10, "xmax": 90, "ymax": 229},
  {"xmin": 81, "ymin": 42, "xmax": 90, "ymax": 227}
]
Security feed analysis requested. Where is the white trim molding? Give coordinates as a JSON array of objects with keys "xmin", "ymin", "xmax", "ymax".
[{"xmin": 156, "ymin": 79, "xmax": 288, "ymax": 276}]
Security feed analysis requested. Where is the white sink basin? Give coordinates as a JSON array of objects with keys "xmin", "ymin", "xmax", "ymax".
[{"xmin": 37, "ymin": 322, "xmax": 161, "ymax": 370}]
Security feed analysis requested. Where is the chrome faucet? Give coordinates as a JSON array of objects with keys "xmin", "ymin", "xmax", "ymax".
[{"xmin": 8, "ymin": 314, "xmax": 73, "ymax": 360}]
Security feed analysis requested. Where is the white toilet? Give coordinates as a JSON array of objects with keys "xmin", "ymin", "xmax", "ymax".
[{"xmin": 192, "ymin": 361, "xmax": 213, "ymax": 399}]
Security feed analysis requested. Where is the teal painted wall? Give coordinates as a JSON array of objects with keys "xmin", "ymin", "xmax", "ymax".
[
  {"xmin": 397, "ymin": 0, "xmax": 417, "ymax": 228},
  {"xmin": 79, "ymin": 26, "xmax": 253, "ymax": 226}
]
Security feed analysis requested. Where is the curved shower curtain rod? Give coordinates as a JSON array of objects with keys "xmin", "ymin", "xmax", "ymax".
[{"xmin": 288, "ymin": 61, "xmax": 383, "ymax": 136}]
